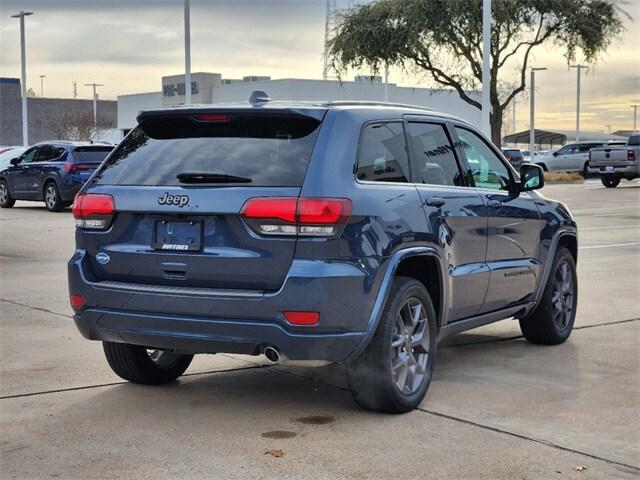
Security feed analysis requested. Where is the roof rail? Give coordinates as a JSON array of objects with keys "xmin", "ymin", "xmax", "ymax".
[{"xmin": 324, "ymin": 100, "xmax": 433, "ymax": 111}]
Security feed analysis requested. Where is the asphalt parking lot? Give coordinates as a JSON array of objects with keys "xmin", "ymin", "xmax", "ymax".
[{"xmin": 0, "ymin": 180, "xmax": 638, "ymax": 479}]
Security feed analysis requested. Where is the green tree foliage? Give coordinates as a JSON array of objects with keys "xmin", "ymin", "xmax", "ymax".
[{"xmin": 329, "ymin": 0, "xmax": 628, "ymax": 145}]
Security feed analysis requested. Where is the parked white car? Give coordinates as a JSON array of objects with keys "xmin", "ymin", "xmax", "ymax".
[{"xmin": 536, "ymin": 141, "xmax": 626, "ymax": 176}]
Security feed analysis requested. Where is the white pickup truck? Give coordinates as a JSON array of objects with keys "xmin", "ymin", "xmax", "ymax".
[{"xmin": 588, "ymin": 133, "xmax": 640, "ymax": 188}]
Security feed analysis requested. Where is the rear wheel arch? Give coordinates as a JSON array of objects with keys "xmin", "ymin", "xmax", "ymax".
[{"xmin": 395, "ymin": 254, "xmax": 443, "ymax": 327}]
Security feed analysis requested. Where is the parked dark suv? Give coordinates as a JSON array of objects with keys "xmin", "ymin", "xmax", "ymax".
[
  {"xmin": 68, "ymin": 97, "xmax": 578, "ymax": 413},
  {"xmin": 0, "ymin": 141, "xmax": 114, "ymax": 211}
]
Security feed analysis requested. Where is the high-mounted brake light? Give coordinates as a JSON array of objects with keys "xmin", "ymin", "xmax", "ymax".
[
  {"xmin": 72, "ymin": 193, "xmax": 115, "ymax": 230},
  {"xmin": 241, "ymin": 197, "xmax": 352, "ymax": 237},
  {"xmin": 194, "ymin": 114, "xmax": 230, "ymax": 122}
]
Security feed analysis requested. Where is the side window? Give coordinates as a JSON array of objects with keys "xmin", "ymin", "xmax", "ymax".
[
  {"xmin": 35, "ymin": 146, "xmax": 54, "ymax": 162},
  {"xmin": 455, "ymin": 127, "xmax": 512, "ymax": 191},
  {"xmin": 51, "ymin": 147, "xmax": 67, "ymax": 161},
  {"xmin": 19, "ymin": 148, "xmax": 38, "ymax": 164},
  {"xmin": 407, "ymin": 122, "xmax": 463, "ymax": 186},
  {"xmin": 356, "ymin": 122, "xmax": 410, "ymax": 183}
]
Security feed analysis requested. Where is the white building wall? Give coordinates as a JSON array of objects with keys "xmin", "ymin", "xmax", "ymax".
[
  {"xmin": 213, "ymin": 79, "xmax": 481, "ymax": 126},
  {"xmin": 117, "ymin": 91, "xmax": 162, "ymax": 130},
  {"xmin": 117, "ymin": 76, "xmax": 481, "ymax": 129}
]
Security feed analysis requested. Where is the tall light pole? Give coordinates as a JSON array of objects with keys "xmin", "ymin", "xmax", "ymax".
[
  {"xmin": 384, "ymin": 63, "xmax": 389, "ymax": 102},
  {"xmin": 184, "ymin": 0, "xmax": 192, "ymax": 105},
  {"xmin": 631, "ymin": 104, "xmax": 638, "ymax": 133},
  {"xmin": 481, "ymin": 0, "xmax": 491, "ymax": 138},
  {"xmin": 11, "ymin": 11, "xmax": 33, "ymax": 147},
  {"xmin": 39, "ymin": 75, "xmax": 46, "ymax": 97},
  {"xmin": 569, "ymin": 64, "xmax": 589, "ymax": 142},
  {"xmin": 529, "ymin": 67, "xmax": 547, "ymax": 156},
  {"xmin": 84, "ymin": 83, "xmax": 104, "ymax": 124},
  {"xmin": 605, "ymin": 124, "xmax": 611, "ymax": 135}
]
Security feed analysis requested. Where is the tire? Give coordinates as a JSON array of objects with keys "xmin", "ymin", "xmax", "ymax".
[
  {"xmin": 582, "ymin": 162, "xmax": 590, "ymax": 179},
  {"xmin": 601, "ymin": 175, "xmax": 620, "ymax": 188},
  {"xmin": 347, "ymin": 276, "xmax": 437, "ymax": 413},
  {"xmin": 44, "ymin": 181, "xmax": 65, "ymax": 212},
  {"xmin": 0, "ymin": 180, "xmax": 15, "ymax": 208},
  {"xmin": 103, "ymin": 342, "xmax": 193, "ymax": 385},
  {"xmin": 519, "ymin": 247, "xmax": 577, "ymax": 345}
]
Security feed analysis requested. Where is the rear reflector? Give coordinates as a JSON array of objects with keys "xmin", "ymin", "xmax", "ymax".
[
  {"xmin": 69, "ymin": 294, "xmax": 85, "ymax": 310},
  {"xmin": 284, "ymin": 311, "xmax": 320, "ymax": 326},
  {"xmin": 241, "ymin": 197, "xmax": 352, "ymax": 237},
  {"xmin": 72, "ymin": 193, "xmax": 115, "ymax": 229}
]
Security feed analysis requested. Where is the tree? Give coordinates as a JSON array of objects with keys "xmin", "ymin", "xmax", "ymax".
[
  {"xmin": 46, "ymin": 110, "xmax": 114, "ymax": 141},
  {"xmin": 328, "ymin": 0, "xmax": 628, "ymax": 146}
]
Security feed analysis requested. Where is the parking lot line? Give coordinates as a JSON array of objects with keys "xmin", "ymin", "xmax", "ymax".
[
  {"xmin": 580, "ymin": 224, "xmax": 640, "ymax": 231},
  {"xmin": 579, "ymin": 242, "xmax": 640, "ymax": 250}
]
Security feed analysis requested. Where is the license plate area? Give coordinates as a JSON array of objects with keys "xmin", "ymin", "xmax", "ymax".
[
  {"xmin": 605, "ymin": 166, "xmax": 615, "ymax": 173},
  {"xmin": 153, "ymin": 220, "xmax": 202, "ymax": 251}
]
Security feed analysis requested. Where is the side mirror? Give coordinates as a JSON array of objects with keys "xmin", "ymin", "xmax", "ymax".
[
  {"xmin": 519, "ymin": 163, "xmax": 544, "ymax": 192},
  {"xmin": 9, "ymin": 157, "xmax": 19, "ymax": 166},
  {"xmin": 552, "ymin": 151, "xmax": 558, "ymax": 157}
]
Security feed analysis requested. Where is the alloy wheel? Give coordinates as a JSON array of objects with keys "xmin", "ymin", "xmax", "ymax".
[
  {"xmin": 391, "ymin": 297, "xmax": 430, "ymax": 395},
  {"xmin": 551, "ymin": 261, "xmax": 574, "ymax": 330},
  {"xmin": 0, "ymin": 183, "xmax": 7, "ymax": 204},
  {"xmin": 45, "ymin": 184, "xmax": 57, "ymax": 209}
]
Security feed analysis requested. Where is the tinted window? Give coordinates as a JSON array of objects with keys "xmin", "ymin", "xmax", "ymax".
[
  {"xmin": 72, "ymin": 146, "xmax": 113, "ymax": 163},
  {"xmin": 629, "ymin": 134, "xmax": 640, "ymax": 146},
  {"xmin": 455, "ymin": 127, "xmax": 512, "ymax": 191},
  {"xmin": 577, "ymin": 143, "xmax": 600, "ymax": 153},
  {"xmin": 19, "ymin": 148, "xmax": 38, "ymax": 164},
  {"xmin": 407, "ymin": 122, "xmax": 462, "ymax": 186},
  {"xmin": 356, "ymin": 122, "xmax": 410, "ymax": 183},
  {"xmin": 35, "ymin": 146, "xmax": 66, "ymax": 162},
  {"xmin": 93, "ymin": 113, "xmax": 320, "ymax": 186}
]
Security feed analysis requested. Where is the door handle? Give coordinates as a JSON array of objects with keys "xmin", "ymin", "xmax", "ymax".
[
  {"xmin": 425, "ymin": 197, "xmax": 446, "ymax": 208},
  {"xmin": 487, "ymin": 199, "xmax": 503, "ymax": 208}
]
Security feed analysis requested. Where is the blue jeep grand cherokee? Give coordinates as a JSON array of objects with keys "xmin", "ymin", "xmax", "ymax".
[{"xmin": 68, "ymin": 97, "xmax": 578, "ymax": 413}]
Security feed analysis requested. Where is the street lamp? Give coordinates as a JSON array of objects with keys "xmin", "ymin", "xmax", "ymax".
[
  {"xmin": 84, "ymin": 83, "xmax": 104, "ymax": 124},
  {"xmin": 569, "ymin": 64, "xmax": 589, "ymax": 142},
  {"xmin": 11, "ymin": 10, "xmax": 33, "ymax": 147},
  {"xmin": 39, "ymin": 75, "xmax": 46, "ymax": 97},
  {"xmin": 529, "ymin": 67, "xmax": 547, "ymax": 156},
  {"xmin": 184, "ymin": 0, "xmax": 191, "ymax": 105},
  {"xmin": 481, "ymin": 0, "xmax": 491, "ymax": 138},
  {"xmin": 631, "ymin": 104, "xmax": 638, "ymax": 133}
]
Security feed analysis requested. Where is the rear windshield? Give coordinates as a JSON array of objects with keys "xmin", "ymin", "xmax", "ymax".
[
  {"xmin": 628, "ymin": 134, "xmax": 640, "ymax": 146},
  {"xmin": 73, "ymin": 146, "xmax": 114, "ymax": 163},
  {"xmin": 92, "ymin": 113, "xmax": 321, "ymax": 187}
]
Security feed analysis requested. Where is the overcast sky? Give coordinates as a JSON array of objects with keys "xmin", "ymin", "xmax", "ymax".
[{"xmin": 1, "ymin": 0, "xmax": 638, "ymax": 133}]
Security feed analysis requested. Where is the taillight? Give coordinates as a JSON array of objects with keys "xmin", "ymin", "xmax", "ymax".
[
  {"xmin": 65, "ymin": 162, "xmax": 96, "ymax": 173},
  {"xmin": 628, "ymin": 150, "xmax": 636, "ymax": 162},
  {"xmin": 72, "ymin": 193, "xmax": 115, "ymax": 230},
  {"xmin": 241, "ymin": 197, "xmax": 352, "ymax": 237}
]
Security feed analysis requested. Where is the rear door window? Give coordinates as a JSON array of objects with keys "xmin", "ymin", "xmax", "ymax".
[
  {"xmin": 356, "ymin": 122, "xmax": 410, "ymax": 183},
  {"xmin": 407, "ymin": 122, "xmax": 463, "ymax": 186},
  {"xmin": 93, "ymin": 113, "xmax": 321, "ymax": 187}
]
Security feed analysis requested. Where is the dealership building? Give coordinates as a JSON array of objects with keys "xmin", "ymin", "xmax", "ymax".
[
  {"xmin": 0, "ymin": 78, "xmax": 117, "ymax": 146},
  {"xmin": 117, "ymin": 72, "xmax": 482, "ymax": 134}
]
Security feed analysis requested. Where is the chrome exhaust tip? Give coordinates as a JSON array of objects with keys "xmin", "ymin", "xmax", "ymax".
[{"xmin": 263, "ymin": 346, "xmax": 280, "ymax": 364}]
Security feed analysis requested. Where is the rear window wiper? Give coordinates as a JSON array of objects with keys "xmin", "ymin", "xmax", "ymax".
[{"xmin": 176, "ymin": 172, "xmax": 252, "ymax": 184}]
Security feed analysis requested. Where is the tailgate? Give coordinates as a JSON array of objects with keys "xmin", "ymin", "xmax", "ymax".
[{"xmin": 78, "ymin": 109, "xmax": 324, "ymax": 291}]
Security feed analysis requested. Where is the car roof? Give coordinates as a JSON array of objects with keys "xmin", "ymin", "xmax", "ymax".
[
  {"xmin": 136, "ymin": 100, "xmax": 467, "ymax": 125},
  {"xmin": 33, "ymin": 141, "xmax": 113, "ymax": 148}
]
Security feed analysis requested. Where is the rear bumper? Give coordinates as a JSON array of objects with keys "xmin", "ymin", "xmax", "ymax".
[
  {"xmin": 588, "ymin": 164, "xmax": 639, "ymax": 177},
  {"xmin": 68, "ymin": 250, "xmax": 381, "ymax": 362}
]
